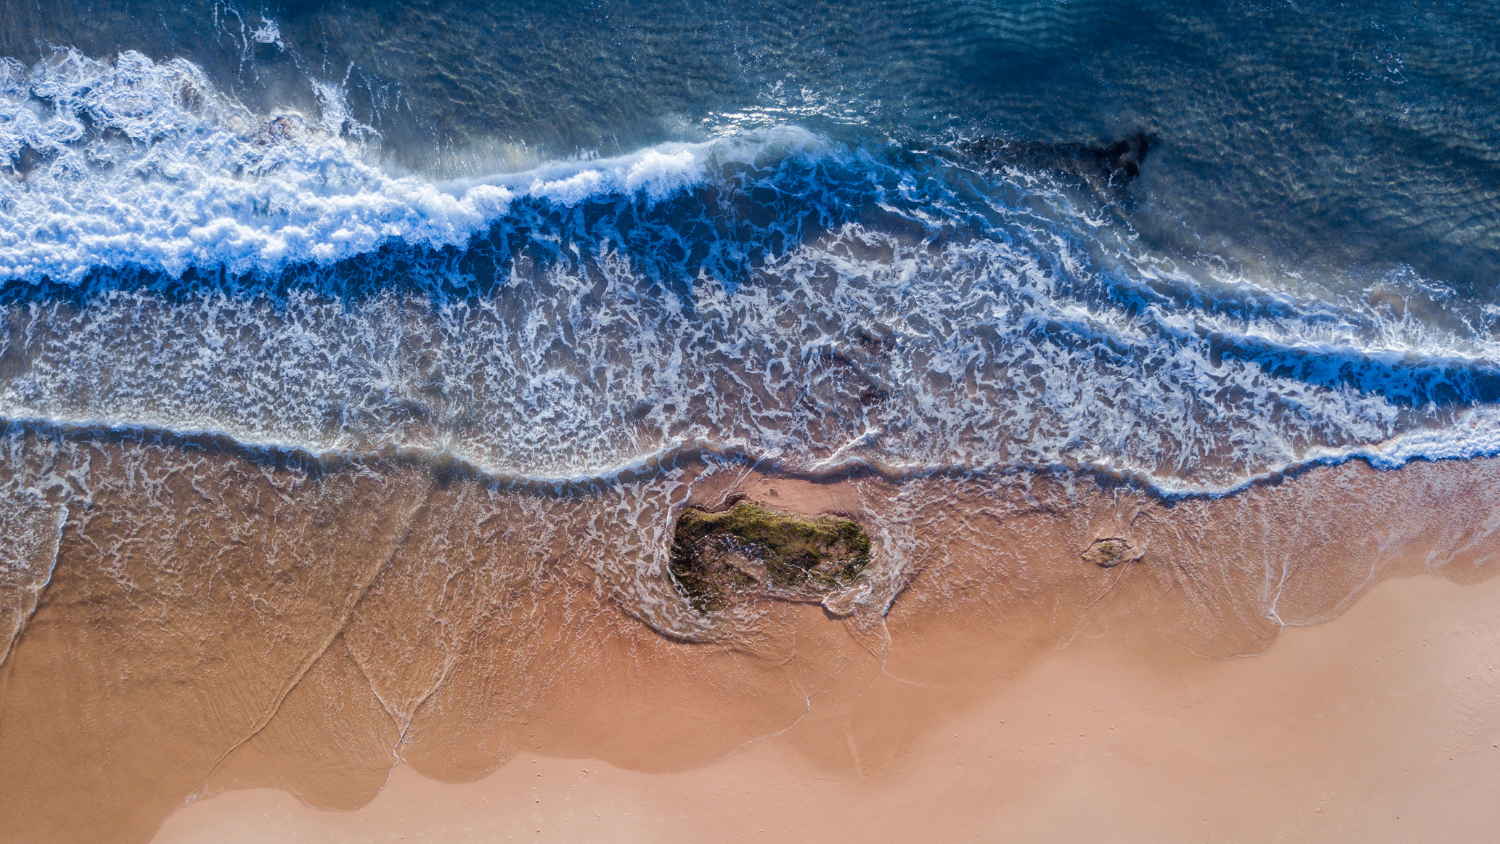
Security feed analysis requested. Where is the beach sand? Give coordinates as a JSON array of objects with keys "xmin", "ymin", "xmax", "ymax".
[
  {"xmin": 152, "ymin": 571, "xmax": 1500, "ymax": 844},
  {"xmin": 2, "ymin": 437, "xmax": 1499, "ymax": 843}
]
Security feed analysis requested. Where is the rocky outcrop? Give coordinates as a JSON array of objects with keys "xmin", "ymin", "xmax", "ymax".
[
  {"xmin": 959, "ymin": 131, "xmax": 1155, "ymax": 194},
  {"xmin": 1081, "ymin": 537, "xmax": 1143, "ymax": 568},
  {"xmin": 670, "ymin": 500, "xmax": 872, "ymax": 612}
]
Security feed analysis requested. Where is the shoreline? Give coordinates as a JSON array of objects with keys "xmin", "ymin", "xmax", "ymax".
[{"xmin": 5, "ymin": 408, "xmax": 1500, "ymax": 501}]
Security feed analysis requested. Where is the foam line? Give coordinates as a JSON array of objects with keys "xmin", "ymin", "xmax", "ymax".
[{"xmin": 4, "ymin": 406, "xmax": 1500, "ymax": 499}]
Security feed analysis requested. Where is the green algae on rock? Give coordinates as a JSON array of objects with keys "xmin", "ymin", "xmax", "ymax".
[
  {"xmin": 669, "ymin": 499, "xmax": 872, "ymax": 612},
  {"xmin": 1081, "ymin": 537, "xmax": 1141, "ymax": 568}
]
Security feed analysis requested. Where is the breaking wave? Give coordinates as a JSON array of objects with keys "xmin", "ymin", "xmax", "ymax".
[{"xmin": 4, "ymin": 49, "xmax": 1500, "ymax": 493}]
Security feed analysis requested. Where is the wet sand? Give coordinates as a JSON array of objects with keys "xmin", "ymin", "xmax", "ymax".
[
  {"xmin": 2, "ymin": 433, "xmax": 1500, "ymax": 843},
  {"xmin": 152, "ymin": 571, "xmax": 1500, "ymax": 843}
]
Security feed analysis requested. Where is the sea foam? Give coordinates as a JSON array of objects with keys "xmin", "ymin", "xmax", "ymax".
[{"xmin": 0, "ymin": 50, "xmax": 716, "ymax": 283}]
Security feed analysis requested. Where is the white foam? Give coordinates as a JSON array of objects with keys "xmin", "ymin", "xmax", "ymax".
[
  {"xmin": 0, "ymin": 50, "xmax": 723, "ymax": 283},
  {"xmin": 1360, "ymin": 407, "xmax": 1500, "ymax": 467},
  {"xmin": 248, "ymin": 17, "xmax": 285, "ymax": 51},
  {"xmin": 6, "ymin": 208, "xmax": 1496, "ymax": 495}
]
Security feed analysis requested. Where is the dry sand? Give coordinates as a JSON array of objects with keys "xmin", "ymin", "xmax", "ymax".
[{"xmin": 153, "ymin": 571, "xmax": 1500, "ymax": 843}]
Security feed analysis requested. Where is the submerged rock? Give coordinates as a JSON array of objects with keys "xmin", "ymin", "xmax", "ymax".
[
  {"xmin": 670, "ymin": 499, "xmax": 872, "ymax": 612},
  {"xmin": 1081, "ymin": 537, "xmax": 1142, "ymax": 568},
  {"xmin": 958, "ymin": 131, "xmax": 1155, "ymax": 195}
]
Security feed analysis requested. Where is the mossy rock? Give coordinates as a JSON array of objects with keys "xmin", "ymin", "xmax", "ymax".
[
  {"xmin": 670, "ymin": 499, "xmax": 872, "ymax": 612},
  {"xmin": 1081, "ymin": 537, "xmax": 1141, "ymax": 568}
]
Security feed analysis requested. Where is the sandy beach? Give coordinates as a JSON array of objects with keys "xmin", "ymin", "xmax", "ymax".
[
  {"xmin": 2, "ymin": 437, "xmax": 1499, "ymax": 844},
  {"xmin": 152, "ymin": 571, "xmax": 1500, "ymax": 843}
]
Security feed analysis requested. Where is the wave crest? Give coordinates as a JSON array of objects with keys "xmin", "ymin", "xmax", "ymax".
[{"xmin": 0, "ymin": 50, "xmax": 723, "ymax": 282}]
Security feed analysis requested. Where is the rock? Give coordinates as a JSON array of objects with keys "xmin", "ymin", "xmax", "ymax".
[
  {"xmin": 1081, "ymin": 537, "xmax": 1142, "ymax": 568},
  {"xmin": 958, "ymin": 131, "xmax": 1156, "ymax": 194},
  {"xmin": 670, "ymin": 499, "xmax": 872, "ymax": 612}
]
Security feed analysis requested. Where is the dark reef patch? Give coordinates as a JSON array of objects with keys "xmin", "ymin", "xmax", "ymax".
[
  {"xmin": 960, "ymin": 131, "xmax": 1155, "ymax": 193},
  {"xmin": 669, "ymin": 499, "xmax": 872, "ymax": 612}
]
